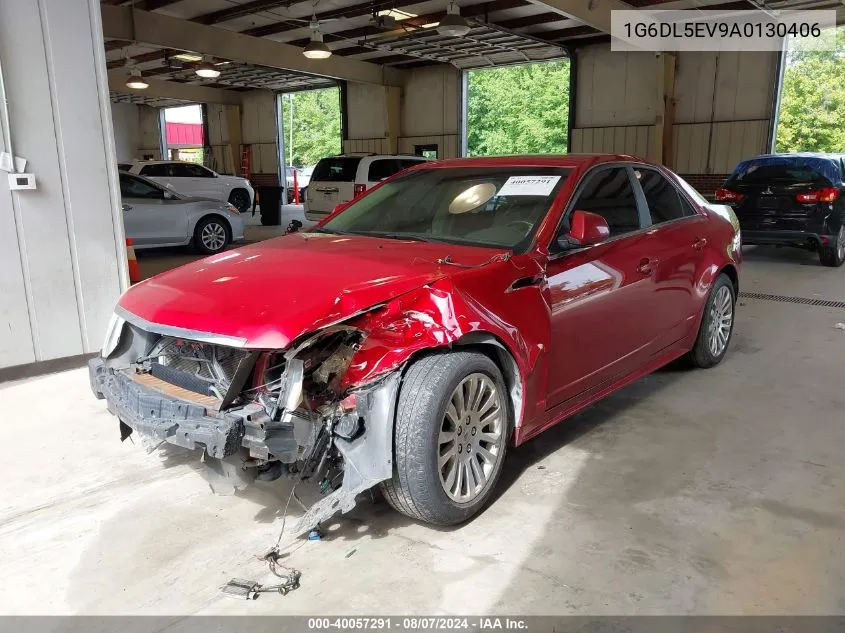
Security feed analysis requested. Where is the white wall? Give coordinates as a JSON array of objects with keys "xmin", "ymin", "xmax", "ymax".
[
  {"xmin": 0, "ymin": 0, "xmax": 125, "ymax": 369},
  {"xmin": 240, "ymin": 90, "xmax": 279, "ymax": 180},
  {"xmin": 138, "ymin": 105, "xmax": 163, "ymax": 160},
  {"xmin": 110, "ymin": 102, "xmax": 140, "ymax": 163}
]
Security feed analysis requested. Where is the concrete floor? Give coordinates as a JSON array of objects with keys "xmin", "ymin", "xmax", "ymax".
[{"xmin": 2, "ymin": 245, "xmax": 845, "ymax": 616}]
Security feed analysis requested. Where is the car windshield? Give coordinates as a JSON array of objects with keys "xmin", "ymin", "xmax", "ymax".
[{"xmin": 321, "ymin": 166, "xmax": 571, "ymax": 250}]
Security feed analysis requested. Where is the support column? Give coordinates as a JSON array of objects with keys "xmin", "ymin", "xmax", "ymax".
[
  {"xmin": 385, "ymin": 86, "xmax": 402, "ymax": 155},
  {"xmin": 224, "ymin": 105, "xmax": 243, "ymax": 176},
  {"xmin": 652, "ymin": 52, "xmax": 677, "ymax": 167}
]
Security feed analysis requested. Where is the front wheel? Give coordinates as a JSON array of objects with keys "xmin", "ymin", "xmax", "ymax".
[
  {"xmin": 819, "ymin": 226, "xmax": 845, "ymax": 267},
  {"xmin": 380, "ymin": 351, "xmax": 510, "ymax": 526},
  {"xmin": 228, "ymin": 189, "xmax": 251, "ymax": 214},
  {"xmin": 194, "ymin": 217, "xmax": 230, "ymax": 255},
  {"xmin": 687, "ymin": 273, "xmax": 736, "ymax": 368}
]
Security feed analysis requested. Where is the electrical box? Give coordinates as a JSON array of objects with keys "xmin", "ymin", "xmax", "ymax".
[{"xmin": 8, "ymin": 173, "xmax": 36, "ymax": 190}]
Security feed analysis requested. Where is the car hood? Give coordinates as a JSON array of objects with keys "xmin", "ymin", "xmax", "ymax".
[{"xmin": 118, "ymin": 233, "xmax": 503, "ymax": 349}]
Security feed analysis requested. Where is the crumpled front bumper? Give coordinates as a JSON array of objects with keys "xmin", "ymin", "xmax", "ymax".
[{"xmin": 89, "ymin": 357, "xmax": 246, "ymax": 459}]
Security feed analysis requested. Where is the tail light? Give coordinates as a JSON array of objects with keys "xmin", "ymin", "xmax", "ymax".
[
  {"xmin": 715, "ymin": 188, "xmax": 745, "ymax": 203},
  {"xmin": 353, "ymin": 183, "xmax": 366, "ymax": 197},
  {"xmin": 796, "ymin": 187, "xmax": 839, "ymax": 203}
]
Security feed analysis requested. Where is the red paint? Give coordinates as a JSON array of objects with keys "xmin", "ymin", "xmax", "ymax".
[{"xmin": 118, "ymin": 154, "xmax": 740, "ymax": 445}]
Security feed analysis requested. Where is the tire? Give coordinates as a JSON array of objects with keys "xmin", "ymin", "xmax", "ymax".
[
  {"xmin": 819, "ymin": 226, "xmax": 845, "ymax": 267},
  {"xmin": 380, "ymin": 351, "xmax": 510, "ymax": 526},
  {"xmin": 228, "ymin": 189, "xmax": 250, "ymax": 214},
  {"xmin": 687, "ymin": 273, "xmax": 736, "ymax": 368},
  {"xmin": 194, "ymin": 216, "xmax": 230, "ymax": 255}
]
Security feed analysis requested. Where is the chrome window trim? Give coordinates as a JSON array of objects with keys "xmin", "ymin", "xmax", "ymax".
[{"xmin": 115, "ymin": 305, "xmax": 249, "ymax": 348}]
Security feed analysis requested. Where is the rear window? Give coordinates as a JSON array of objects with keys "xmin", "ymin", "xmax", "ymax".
[
  {"xmin": 139, "ymin": 164, "xmax": 172, "ymax": 177},
  {"xmin": 311, "ymin": 157, "xmax": 363, "ymax": 182},
  {"xmin": 729, "ymin": 157, "xmax": 839, "ymax": 185}
]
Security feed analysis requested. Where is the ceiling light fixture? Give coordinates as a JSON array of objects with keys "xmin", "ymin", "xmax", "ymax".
[
  {"xmin": 438, "ymin": 1, "xmax": 470, "ymax": 37},
  {"xmin": 303, "ymin": 22, "xmax": 332, "ymax": 59},
  {"xmin": 377, "ymin": 9, "xmax": 417, "ymax": 20},
  {"xmin": 195, "ymin": 55, "xmax": 221, "ymax": 79},
  {"xmin": 126, "ymin": 69, "xmax": 149, "ymax": 90},
  {"xmin": 172, "ymin": 53, "xmax": 203, "ymax": 63}
]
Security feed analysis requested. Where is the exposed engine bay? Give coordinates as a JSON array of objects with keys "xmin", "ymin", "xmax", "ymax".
[{"xmin": 89, "ymin": 313, "xmax": 401, "ymax": 535}]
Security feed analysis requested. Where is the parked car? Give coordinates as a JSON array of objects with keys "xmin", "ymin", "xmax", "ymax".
[
  {"xmin": 285, "ymin": 165, "xmax": 313, "ymax": 203},
  {"xmin": 119, "ymin": 171, "xmax": 244, "ymax": 255},
  {"xmin": 91, "ymin": 155, "xmax": 740, "ymax": 533},
  {"xmin": 717, "ymin": 153, "xmax": 845, "ymax": 267},
  {"xmin": 304, "ymin": 153, "xmax": 429, "ymax": 221},
  {"xmin": 122, "ymin": 160, "xmax": 255, "ymax": 214}
]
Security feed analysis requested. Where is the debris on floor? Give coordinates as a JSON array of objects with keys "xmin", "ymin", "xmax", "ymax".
[
  {"xmin": 308, "ymin": 526, "xmax": 325, "ymax": 541},
  {"xmin": 221, "ymin": 572, "xmax": 301, "ymax": 600}
]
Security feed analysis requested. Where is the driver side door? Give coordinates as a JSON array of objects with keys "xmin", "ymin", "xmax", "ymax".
[
  {"xmin": 120, "ymin": 174, "xmax": 188, "ymax": 245},
  {"xmin": 543, "ymin": 165, "xmax": 663, "ymax": 409}
]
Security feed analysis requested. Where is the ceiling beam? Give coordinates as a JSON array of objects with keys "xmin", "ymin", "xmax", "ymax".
[
  {"xmin": 107, "ymin": 71, "xmax": 245, "ymax": 104},
  {"xmin": 101, "ymin": 5, "xmax": 405, "ymax": 86},
  {"xmin": 528, "ymin": 0, "xmax": 637, "ymax": 34},
  {"xmin": 107, "ymin": 49, "xmax": 171, "ymax": 69},
  {"xmin": 133, "ymin": 0, "xmax": 184, "ymax": 10},
  {"xmin": 192, "ymin": 0, "xmax": 290, "ymax": 26},
  {"xmin": 495, "ymin": 12, "xmax": 568, "ymax": 30}
]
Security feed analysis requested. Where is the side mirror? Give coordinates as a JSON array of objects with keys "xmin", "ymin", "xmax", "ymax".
[{"xmin": 558, "ymin": 210, "xmax": 610, "ymax": 250}]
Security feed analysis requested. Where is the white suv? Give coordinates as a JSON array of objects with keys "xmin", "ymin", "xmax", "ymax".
[
  {"xmin": 120, "ymin": 160, "xmax": 255, "ymax": 213},
  {"xmin": 304, "ymin": 154, "xmax": 429, "ymax": 222}
]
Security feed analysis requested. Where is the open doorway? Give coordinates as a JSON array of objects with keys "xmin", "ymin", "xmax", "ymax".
[
  {"xmin": 163, "ymin": 104, "xmax": 204, "ymax": 163},
  {"xmin": 775, "ymin": 27, "xmax": 845, "ymax": 152},
  {"xmin": 464, "ymin": 59, "xmax": 570, "ymax": 157},
  {"xmin": 279, "ymin": 86, "xmax": 342, "ymax": 203}
]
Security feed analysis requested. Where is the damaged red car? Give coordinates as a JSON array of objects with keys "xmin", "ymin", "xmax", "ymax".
[{"xmin": 90, "ymin": 154, "xmax": 741, "ymax": 533}]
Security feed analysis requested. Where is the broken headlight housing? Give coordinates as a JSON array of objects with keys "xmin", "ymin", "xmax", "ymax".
[{"xmin": 101, "ymin": 313, "xmax": 126, "ymax": 358}]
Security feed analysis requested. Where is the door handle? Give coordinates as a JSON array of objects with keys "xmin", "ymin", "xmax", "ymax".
[
  {"xmin": 637, "ymin": 257, "xmax": 658, "ymax": 275},
  {"xmin": 122, "ymin": 204, "xmax": 133, "ymax": 212},
  {"xmin": 692, "ymin": 237, "xmax": 708, "ymax": 251}
]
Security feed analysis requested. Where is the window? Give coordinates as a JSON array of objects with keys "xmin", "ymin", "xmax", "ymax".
[
  {"xmin": 312, "ymin": 157, "xmax": 363, "ymax": 182},
  {"xmin": 414, "ymin": 144, "xmax": 439, "ymax": 159},
  {"xmin": 118, "ymin": 163, "xmax": 132, "ymax": 172},
  {"xmin": 170, "ymin": 163, "xmax": 213, "ymax": 178},
  {"xmin": 569, "ymin": 167, "xmax": 640, "ymax": 236},
  {"xmin": 139, "ymin": 164, "xmax": 172, "ymax": 177},
  {"xmin": 368, "ymin": 159, "xmax": 399, "ymax": 182},
  {"xmin": 635, "ymin": 168, "xmax": 692, "ymax": 224},
  {"xmin": 728, "ymin": 157, "xmax": 837, "ymax": 185},
  {"xmin": 120, "ymin": 174, "xmax": 164, "ymax": 199},
  {"xmin": 322, "ymin": 166, "xmax": 571, "ymax": 251}
]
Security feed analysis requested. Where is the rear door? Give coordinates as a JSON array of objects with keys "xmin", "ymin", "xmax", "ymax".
[
  {"xmin": 120, "ymin": 174, "xmax": 188, "ymax": 245},
  {"xmin": 307, "ymin": 156, "xmax": 363, "ymax": 216},
  {"xmin": 632, "ymin": 167, "xmax": 708, "ymax": 351},
  {"xmin": 545, "ymin": 165, "xmax": 662, "ymax": 409},
  {"xmin": 727, "ymin": 159, "xmax": 836, "ymax": 232},
  {"xmin": 169, "ymin": 163, "xmax": 221, "ymax": 200}
]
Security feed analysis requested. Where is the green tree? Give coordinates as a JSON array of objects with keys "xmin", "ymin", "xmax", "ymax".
[
  {"xmin": 281, "ymin": 87, "xmax": 342, "ymax": 167},
  {"xmin": 776, "ymin": 28, "xmax": 845, "ymax": 153},
  {"xmin": 466, "ymin": 60, "xmax": 570, "ymax": 157}
]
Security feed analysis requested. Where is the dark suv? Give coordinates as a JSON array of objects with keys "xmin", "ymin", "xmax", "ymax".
[{"xmin": 717, "ymin": 153, "xmax": 845, "ymax": 267}]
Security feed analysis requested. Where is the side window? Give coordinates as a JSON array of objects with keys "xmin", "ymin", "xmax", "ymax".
[
  {"xmin": 170, "ymin": 163, "xmax": 210, "ymax": 178},
  {"xmin": 399, "ymin": 159, "xmax": 425, "ymax": 171},
  {"xmin": 139, "ymin": 164, "xmax": 171, "ymax": 177},
  {"xmin": 120, "ymin": 174, "xmax": 164, "ymax": 199},
  {"xmin": 636, "ymin": 168, "xmax": 693, "ymax": 223},
  {"xmin": 368, "ymin": 159, "xmax": 398, "ymax": 182},
  {"xmin": 569, "ymin": 167, "xmax": 641, "ymax": 236}
]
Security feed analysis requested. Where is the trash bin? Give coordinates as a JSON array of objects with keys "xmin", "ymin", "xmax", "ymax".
[{"xmin": 255, "ymin": 186, "xmax": 282, "ymax": 226}]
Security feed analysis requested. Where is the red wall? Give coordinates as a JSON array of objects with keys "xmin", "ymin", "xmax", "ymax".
[{"xmin": 165, "ymin": 122, "xmax": 203, "ymax": 147}]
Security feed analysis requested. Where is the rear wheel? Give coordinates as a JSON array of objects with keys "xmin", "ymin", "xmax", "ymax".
[
  {"xmin": 380, "ymin": 351, "xmax": 510, "ymax": 526},
  {"xmin": 228, "ymin": 189, "xmax": 250, "ymax": 214},
  {"xmin": 687, "ymin": 273, "xmax": 735, "ymax": 368},
  {"xmin": 194, "ymin": 217, "xmax": 230, "ymax": 255},
  {"xmin": 819, "ymin": 226, "xmax": 845, "ymax": 267}
]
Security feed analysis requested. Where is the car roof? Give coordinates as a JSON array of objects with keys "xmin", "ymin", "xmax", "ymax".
[
  {"xmin": 748, "ymin": 152, "xmax": 845, "ymax": 161},
  {"xmin": 415, "ymin": 153, "xmax": 648, "ymax": 169},
  {"xmin": 129, "ymin": 160, "xmax": 208, "ymax": 165},
  {"xmin": 322, "ymin": 154, "xmax": 428, "ymax": 159}
]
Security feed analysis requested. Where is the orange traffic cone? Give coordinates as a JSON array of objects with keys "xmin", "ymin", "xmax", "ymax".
[{"xmin": 126, "ymin": 238, "xmax": 141, "ymax": 284}]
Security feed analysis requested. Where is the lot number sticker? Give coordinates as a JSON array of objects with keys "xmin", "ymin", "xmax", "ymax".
[{"xmin": 498, "ymin": 175, "xmax": 561, "ymax": 196}]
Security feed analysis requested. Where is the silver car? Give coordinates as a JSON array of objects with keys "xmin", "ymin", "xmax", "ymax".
[{"xmin": 119, "ymin": 171, "xmax": 245, "ymax": 255}]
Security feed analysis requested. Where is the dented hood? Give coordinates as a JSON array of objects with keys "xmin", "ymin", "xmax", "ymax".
[{"xmin": 118, "ymin": 232, "xmax": 502, "ymax": 349}]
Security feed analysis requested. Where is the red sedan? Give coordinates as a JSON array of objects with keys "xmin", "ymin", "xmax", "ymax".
[{"xmin": 90, "ymin": 154, "xmax": 741, "ymax": 532}]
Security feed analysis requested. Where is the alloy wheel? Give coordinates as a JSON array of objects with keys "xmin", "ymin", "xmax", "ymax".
[
  {"xmin": 837, "ymin": 226, "xmax": 845, "ymax": 261},
  {"xmin": 707, "ymin": 285, "xmax": 734, "ymax": 357},
  {"xmin": 438, "ymin": 373, "xmax": 504, "ymax": 503},
  {"xmin": 201, "ymin": 222, "xmax": 227, "ymax": 252}
]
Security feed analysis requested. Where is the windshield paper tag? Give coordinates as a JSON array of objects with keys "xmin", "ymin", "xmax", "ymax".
[{"xmin": 498, "ymin": 175, "xmax": 561, "ymax": 197}]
